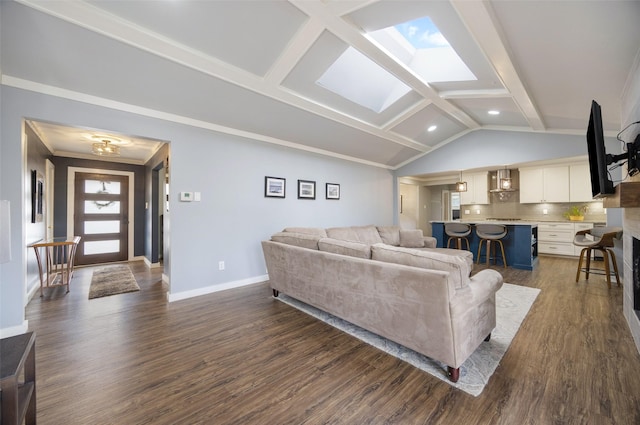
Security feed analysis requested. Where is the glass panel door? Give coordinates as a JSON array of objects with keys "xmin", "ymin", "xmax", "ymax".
[{"xmin": 74, "ymin": 173, "xmax": 129, "ymax": 265}]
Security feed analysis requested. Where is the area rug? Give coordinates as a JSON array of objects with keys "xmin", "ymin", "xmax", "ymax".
[
  {"xmin": 89, "ymin": 264, "xmax": 140, "ymax": 299},
  {"xmin": 276, "ymin": 282, "xmax": 540, "ymax": 397}
]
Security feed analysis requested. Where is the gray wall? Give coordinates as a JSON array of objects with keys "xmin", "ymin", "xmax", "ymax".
[{"xmin": 0, "ymin": 86, "xmax": 394, "ymax": 335}]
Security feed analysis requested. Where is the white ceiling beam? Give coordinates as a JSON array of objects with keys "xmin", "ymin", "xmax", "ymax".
[
  {"xmin": 450, "ymin": 0, "xmax": 545, "ymax": 131},
  {"xmin": 264, "ymin": 18, "xmax": 325, "ymax": 86},
  {"xmin": 440, "ymin": 88, "xmax": 511, "ymax": 99},
  {"xmin": 17, "ymin": 0, "xmax": 429, "ymax": 153},
  {"xmin": 290, "ymin": 0, "xmax": 480, "ymax": 130},
  {"xmin": 381, "ymin": 99, "xmax": 433, "ymax": 131}
]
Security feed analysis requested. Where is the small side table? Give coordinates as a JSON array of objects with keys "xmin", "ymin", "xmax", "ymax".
[
  {"xmin": 29, "ymin": 236, "xmax": 81, "ymax": 296},
  {"xmin": 0, "ymin": 332, "xmax": 36, "ymax": 425}
]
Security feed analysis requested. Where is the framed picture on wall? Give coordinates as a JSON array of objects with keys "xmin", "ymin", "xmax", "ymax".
[
  {"xmin": 265, "ymin": 176, "xmax": 286, "ymax": 198},
  {"xmin": 326, "ymin": 183, "xmax": 340, "ymax": 200},
  {"xmin": 31, "ymin": 170, "xmax": 44, "ymax": 223},
  {"xmin": 297, "ymin": 180, "xmax": 316, "ymax": 199}
]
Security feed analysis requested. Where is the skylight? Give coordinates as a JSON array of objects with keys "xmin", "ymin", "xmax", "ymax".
[
  {"xmin": 317, "ymin": 47, "xmax": 411, "ymax": 114},
  {"xmin": 315, "ymin": 16, "xmax": 476, "ymax": 114}
]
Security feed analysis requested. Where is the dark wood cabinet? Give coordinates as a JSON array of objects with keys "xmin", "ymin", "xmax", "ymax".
[{"xmin": 1, "ymin": 332, "xmax": 36, "ymax": 425}]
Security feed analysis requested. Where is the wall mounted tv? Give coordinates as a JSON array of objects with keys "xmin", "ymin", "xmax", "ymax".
[{"xmin": 586, "ymin": 100, "xmax": 640, "ymax": 199}]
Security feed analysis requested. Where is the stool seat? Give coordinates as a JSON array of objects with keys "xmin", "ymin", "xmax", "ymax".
[
  {"xmin": 476, "ymin": 224, "xmax": 507, "ymax": 268},
  {"xmin": 445, "ymin": 223, "xmax": 471, "ymax": 250},
  {"xmin": 574, "ymin": 227, "xmax": 621, "ymax": 288}
]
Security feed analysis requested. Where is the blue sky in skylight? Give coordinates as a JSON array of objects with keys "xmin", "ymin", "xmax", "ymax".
[{"xmin": 394, "ymin": 17, "xmax": 449, "ymax": 49}]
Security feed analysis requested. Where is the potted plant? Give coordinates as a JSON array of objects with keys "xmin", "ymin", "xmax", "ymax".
[{"xmin": 563, "ymin": 205, "xmax": 586, "ymax": 221}]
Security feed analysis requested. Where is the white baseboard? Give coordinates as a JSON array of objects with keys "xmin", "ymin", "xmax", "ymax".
[
  {"xmin": 167, "ymin": 274, "xmax": 269, "ymax": 302},
  {"xmin": 143, "ymin": 257, "xmax": 163, "ymax": 269},
  {"xmin": 0, "ymin": 320, "xmax": 29, "ymax": 339}
]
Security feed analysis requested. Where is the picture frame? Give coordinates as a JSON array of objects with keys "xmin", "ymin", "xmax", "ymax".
[
  {"xmin": 326, "ymin": 183, "xmax": 340, "ymax": 200},
  {"xmin": 264, "ymin": 176, "xmax": 286, "ymax": 198},
  {"xmin": 31, "ymin": 170, "xmax": 44, "ymax": 223},
  {"xmin": 297, "ymin": 180, "xmax": 316, "ymax": 200}
]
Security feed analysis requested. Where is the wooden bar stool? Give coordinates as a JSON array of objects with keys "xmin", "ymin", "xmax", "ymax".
[
  {"xmin": 573, "ymin": 227, "xmax": 622, "ymax": 288},
  {"xmin": 476, "ymin": 224, "xmax": 507, "ymax": 268},
  {"xmin": 444, "ymin": 223, "xmax": 471, "ymax": 250}
]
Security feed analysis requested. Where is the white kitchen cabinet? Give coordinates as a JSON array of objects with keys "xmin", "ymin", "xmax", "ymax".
[
  {"xmin": 519, "ymin": 165, "xmax": 569, "ymax": 203},
  {"xmin": 569, "ymin": 163, "xmax": 593, "ymax": 202},
  {"xmin": 459, "ymin": 172, "xmax": 489, "ymax": 205},
  {"xmin": 537, "ymin": 222, "xmax": 593, "ymax": 256}
]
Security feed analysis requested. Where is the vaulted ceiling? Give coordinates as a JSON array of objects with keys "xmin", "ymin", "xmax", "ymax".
[{"xmin": 3, "ymin": 0, "xmax": 639, "ymax": 167}]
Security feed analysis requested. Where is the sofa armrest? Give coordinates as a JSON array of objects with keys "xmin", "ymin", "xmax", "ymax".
[
  {"xmin": 450, "ymin": 269, "xmax": 503, "ymax": 315},
  {"xmin": 423, "ymin": 236, "xmax": 437, "ymax": 248}
]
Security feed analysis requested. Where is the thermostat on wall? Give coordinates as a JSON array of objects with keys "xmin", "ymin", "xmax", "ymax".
[{"xmin": 180, "ymin": 192, "xmax": 194, "ymax": 202}]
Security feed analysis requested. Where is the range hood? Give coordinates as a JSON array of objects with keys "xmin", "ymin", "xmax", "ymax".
[{"xmin": 490, "ymin": 169, "xmax": 518, "ymax": 192}]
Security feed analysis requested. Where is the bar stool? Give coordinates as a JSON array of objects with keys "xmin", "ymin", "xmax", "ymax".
[
  {"xmin": 476, "ymin": 224, "xmax": 507, "ymax": 268},
  {"xmin": 573, "ymin": 227, "xmax": 622, "ymax": 288},
  {"xmin": 444, "ymin": 223, "xmax": 471, "ymax": 250}
]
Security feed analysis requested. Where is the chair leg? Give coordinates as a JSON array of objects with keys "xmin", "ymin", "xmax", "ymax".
[
  {"xmin": 497, "ymin": 240, "xmax": 507, "ymax": 268},
  {"xmin": 576, "ymin": 248, "xmax": 587, "ymax": 282},
  {"xmin": 585, "ymin": 248, "xmax": 592, "ymax": 280},
  {"xmin": 476, "ymin": 239, "xmax": 485, "ymax": 264},
  {"xmin": 600, "ymin": 249, "xmax": 612, "ymax": 289},
  {"xmin": 456, "ymin": 237, "xmax": 462, "ymax": 250},
  {"xmin": 463, "ymin": 238, "xmax": 470, "ymax": 251},
  {"xmin": 607, "ymin": 248, "xmax": 621, "ymax": 286}
]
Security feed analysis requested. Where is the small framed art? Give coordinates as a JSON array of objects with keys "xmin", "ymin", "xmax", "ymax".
[
  {"xmin": 297, "ymin": 180, "xmax": 316, "ymax": 199},
  {"xmin": 326, "ymin": 183, "xmax": 340, "ymax": 200},
  {"xmin": 265, "ymin": 176, "xmax": 286, "ymax": 198}
]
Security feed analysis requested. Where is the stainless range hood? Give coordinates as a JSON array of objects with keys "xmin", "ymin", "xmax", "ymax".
[{"xmin": 490, "ymin": 169, "xmax": 518, "ymax": 192}]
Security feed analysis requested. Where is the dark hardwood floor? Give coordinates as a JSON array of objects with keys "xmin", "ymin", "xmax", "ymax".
[{"xmin": 26, "ymin": 256, "xmax": 640, "ymax": 424}]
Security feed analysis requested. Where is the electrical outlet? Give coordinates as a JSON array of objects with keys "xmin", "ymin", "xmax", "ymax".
[
  {"xmin": 218, "ymin": 261, "xmax": 225, "ymax": 271},
  {"xmin": 543, "ymin": 209, "xmax": 548, "ymax": 215},
  {"xmin": 464, "ymin": 210, "xmax": 470, "ymax": 215}
]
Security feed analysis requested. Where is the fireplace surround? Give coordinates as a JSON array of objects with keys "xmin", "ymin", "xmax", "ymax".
[{"xmin": 623, "ymin": 208, "xmax": 640, "ymax": 353}]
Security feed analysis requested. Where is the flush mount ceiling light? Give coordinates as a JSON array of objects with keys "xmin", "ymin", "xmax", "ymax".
[
  {"xmin": 92, "ymin": 139, "xmax": 120, "ymax": 156},
  {"xmin": 427, "ymin": 125, "xmax": 437, "ymax": 132},
  {"xmin": 455, "ymin": 171, "xmax": 467, "ymax": 192}
]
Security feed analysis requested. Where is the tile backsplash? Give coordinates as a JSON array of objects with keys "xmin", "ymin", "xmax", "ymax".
[{"xmin": 460, "ymin": 192, "xmax": 607, "ymax": 222}]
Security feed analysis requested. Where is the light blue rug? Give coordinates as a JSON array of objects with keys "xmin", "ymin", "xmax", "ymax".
[{"xmin": 276, "ymin": 283, "xmax": 540, "ymax": 396}]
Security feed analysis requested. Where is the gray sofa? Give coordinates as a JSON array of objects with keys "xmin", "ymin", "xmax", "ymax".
[{"xmin": 261, "ymin": 225, "xmax": 504, "ymax": 382}]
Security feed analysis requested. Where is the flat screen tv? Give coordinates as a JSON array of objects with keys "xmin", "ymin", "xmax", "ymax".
[{"xmin": 586, "ymin": 100, "xmax": 614, "ymax": 198}]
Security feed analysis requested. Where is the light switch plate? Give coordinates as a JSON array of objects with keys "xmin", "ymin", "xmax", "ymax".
[{"xmin": 180, "ymin": 192, "xmax": 193, "ymax": 202}]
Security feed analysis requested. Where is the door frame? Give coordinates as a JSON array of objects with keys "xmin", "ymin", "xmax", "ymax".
[{"xmin": 67, "ymin": 167, "xmax": 135, "ymax": 261}]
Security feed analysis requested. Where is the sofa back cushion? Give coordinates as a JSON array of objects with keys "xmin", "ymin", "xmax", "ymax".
[
  {"xmin": 271, "ymin": 232, "xmax": 322, "ymax": 250},
  {"xmin": 399, "ymin": 229, "xmax": 425, "ymax": 248},
  {"xmin": 352, "ymin": 225, "xmax": 384, "ymax": 245},
  {"xmin": 283, "ymin": 227, "xmax": 327, "ymax": 238},
  {"xmin": 376, "ymin": 226, "xmax": 401, "ymax": 246},
  {"xmin": 371, "ymin": 244, "xmax": 470, "ymax": 290},
  {"xmin": 318, "ymin": 238, "xmax": 371, "ymax": 259}
]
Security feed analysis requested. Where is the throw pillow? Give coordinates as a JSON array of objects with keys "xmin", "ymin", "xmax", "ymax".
[{"xmin": 399, "ymin": 229, "xmax": 425, "ymax": 248}]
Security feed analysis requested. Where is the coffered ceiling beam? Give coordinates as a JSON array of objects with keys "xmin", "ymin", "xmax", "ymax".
[{"xmin": 450, "ymin": 0, "xmax": 545, "ymax": 131}]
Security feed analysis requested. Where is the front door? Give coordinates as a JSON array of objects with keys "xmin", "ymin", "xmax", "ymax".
[{"xmin": 74, "ymin": 172, "xmax": 129, "ymax": 265}]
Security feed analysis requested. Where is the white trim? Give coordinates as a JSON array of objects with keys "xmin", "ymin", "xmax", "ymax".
[
  {"xmin": 0, "ymin": 321, "xmax": 29, "ymax": 339},
  {"xmin": 166, "ymin": 275, "xmax": 269, "ymax": 303},
  {"xmin": 67, "ymin": 167, "xmax": 136, "ymax": 261},
  {"xmin": 143, "ymin": 256, "xmax": 162, "ymax": 269}
]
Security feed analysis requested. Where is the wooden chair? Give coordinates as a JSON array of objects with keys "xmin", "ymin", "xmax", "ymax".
[{"xmin": 574, "ymin": 227, "xmax": 622, "ymax": 288}]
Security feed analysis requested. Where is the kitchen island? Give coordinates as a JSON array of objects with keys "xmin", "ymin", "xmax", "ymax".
[{"xmin": 431, "ymin": 221, "xmax": 538, "ymax": 270}]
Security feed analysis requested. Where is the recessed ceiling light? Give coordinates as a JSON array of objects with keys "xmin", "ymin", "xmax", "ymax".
[
  {"xmin": 488, "ymin": 110, "xmax": 500, "ymax": 115},
  {"xmin": 427, "ymin": 125, "xmax": 437, "ymax": 132}
]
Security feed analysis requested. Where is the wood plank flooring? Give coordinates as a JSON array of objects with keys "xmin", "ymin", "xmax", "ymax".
[{"xmin": 25, "ymin": 256, "xmax": 640, "ymax": 424}]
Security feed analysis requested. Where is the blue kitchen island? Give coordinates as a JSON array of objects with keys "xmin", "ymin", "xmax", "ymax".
[{"xmin": 431, "ymin": 221, "xmax": 538, "ymax": 271}]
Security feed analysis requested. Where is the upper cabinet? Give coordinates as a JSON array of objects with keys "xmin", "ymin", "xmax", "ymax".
[
  {"xmin": 569, "ymin": 163, "xmax": 593, "ymax": 202},
  {"xmin": 460, "ymin": 172, "xmax": 489, "ymax": 205},
  {"xmin": 519, "ymin": 165, "xmax": 570, "ymax": 203}
]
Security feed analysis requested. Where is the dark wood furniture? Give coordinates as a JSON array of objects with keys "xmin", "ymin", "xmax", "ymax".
[{"xmin": 0, "ymin": 332, "xmax": 36, "ymax": 425}]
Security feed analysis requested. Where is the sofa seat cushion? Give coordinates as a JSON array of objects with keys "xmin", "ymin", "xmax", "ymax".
[
  {"xmin": 371, "ymin": 244, "xmax": 471, "ymax": 290},
  {"xmin": 283, "ymin": 227, "xmax": 327, "ymax": 238},
  {"xmin": 271, "ymin": 232, "xmax": 322, "ymax": 250},
  {"xmin": 318, "ymin": 238, "xmax": 371, "ymax": 259}
]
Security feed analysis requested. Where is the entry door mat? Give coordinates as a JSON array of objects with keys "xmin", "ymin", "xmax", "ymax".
[
  {"xmin": 276, "ymin": 282, "xmax": 540, "ymax": 397},
  {"xmin": 89, "ymin": 264, "xmax": 140, "ymax": 299}
]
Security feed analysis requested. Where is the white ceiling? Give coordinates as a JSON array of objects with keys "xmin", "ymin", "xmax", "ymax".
[{"xmin": 3, "ymin": 0, "xmax": 639, "ymax": 167}]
